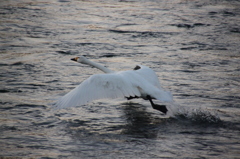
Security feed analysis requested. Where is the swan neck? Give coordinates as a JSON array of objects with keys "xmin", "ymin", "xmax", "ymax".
[{"xmin": 83, "ymin": 58, "xmax": 114, "ymax": 73}]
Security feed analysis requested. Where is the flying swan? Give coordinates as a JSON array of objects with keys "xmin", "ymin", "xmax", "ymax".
[{"xmin": 54, "ymin": 56, "xmax": 173, "ymax": 114}]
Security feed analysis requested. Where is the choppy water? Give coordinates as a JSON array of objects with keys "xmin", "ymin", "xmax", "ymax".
[{"xmin": 1, "ymin": 0, "xmax": 240, "ymax": 158}]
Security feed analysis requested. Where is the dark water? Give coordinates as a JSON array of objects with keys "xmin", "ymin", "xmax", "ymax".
[{"xmin": 1, "ymin": 0, "xmax": 240, "ymax": 158}]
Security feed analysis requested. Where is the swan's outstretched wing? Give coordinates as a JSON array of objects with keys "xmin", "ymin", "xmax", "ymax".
[
  {"xmin": 54, "ymin": 71, "xmax": 142, "ymax": 109},
  {"xmin": 134, "ymin": 65, "xmax": 173, "ymax": 102},
  {"xmin": 135, "ymin": 65, "xmax": 162, "ymax": 89}
]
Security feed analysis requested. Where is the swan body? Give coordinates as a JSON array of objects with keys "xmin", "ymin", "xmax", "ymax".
[{"xmin": 55, "ymin": 56, "xmax": 173, "ymax": 114}]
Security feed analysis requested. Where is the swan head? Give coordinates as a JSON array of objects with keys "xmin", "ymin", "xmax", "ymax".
[{"xmin": 71, "ymin": 56, "xmax": 89, "ymax": 64}]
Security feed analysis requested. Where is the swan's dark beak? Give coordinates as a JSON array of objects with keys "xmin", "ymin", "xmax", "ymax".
[{"xmin": 71, "ymin": 57, "xmax": 79, "ymax": 62}]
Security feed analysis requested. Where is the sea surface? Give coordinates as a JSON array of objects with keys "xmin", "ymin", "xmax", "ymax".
[{"xmin": 1, "ymin": 0, "xmax": 240, "ymax": 158}]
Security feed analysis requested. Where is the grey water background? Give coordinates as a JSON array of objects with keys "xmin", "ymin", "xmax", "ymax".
[{"xmin": 1, "ymin": 0, "xmax": 240, "ymax": 158}]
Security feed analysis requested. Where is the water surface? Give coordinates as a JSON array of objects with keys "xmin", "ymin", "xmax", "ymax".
[{"xmin": 1, "ymin": 0, "xmax": 240, "ymax": 158}]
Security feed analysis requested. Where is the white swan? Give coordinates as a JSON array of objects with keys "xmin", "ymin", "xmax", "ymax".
[{"xmin": 54, "ymin": 56, "xmax": 173, "ymax": 114}]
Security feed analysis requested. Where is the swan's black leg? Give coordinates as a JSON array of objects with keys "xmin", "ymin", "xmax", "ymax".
[{"xmin": 146, "ymin": 95, "xmax": 168, "ymax": 114}]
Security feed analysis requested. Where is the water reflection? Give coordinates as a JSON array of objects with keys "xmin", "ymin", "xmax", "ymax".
[
  {"xmin": 120, "ymin": 102, "xmax": 165, "ymax": 139},
  {"xmin": 63, "ymin": 102, "xmax": 166, "ymax": 141}
]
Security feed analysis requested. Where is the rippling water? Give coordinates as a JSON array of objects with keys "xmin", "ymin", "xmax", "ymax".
[{"xmin": 1, "ymin": 0, "xmax": 240, "ymax": 158}]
